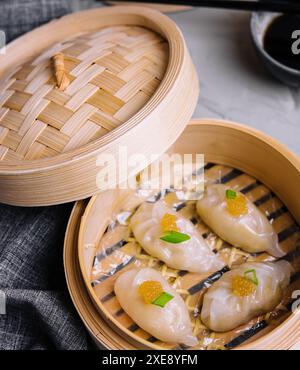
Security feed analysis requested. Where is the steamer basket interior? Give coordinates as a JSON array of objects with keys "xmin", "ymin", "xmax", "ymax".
[{"xmin": 76, "ymin": 119, "xmax": 300, "ymax": 350}]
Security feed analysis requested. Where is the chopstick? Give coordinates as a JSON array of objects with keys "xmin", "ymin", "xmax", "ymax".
[{"xmin": 103, "ymin": 0, "xmax": 300, "ymax": 14}]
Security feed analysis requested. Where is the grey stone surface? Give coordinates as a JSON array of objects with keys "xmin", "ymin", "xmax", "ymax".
[
  {"xmin": 74, "ymin": 2, "xmax": 300, "ymax": 156},
  {"xmin": 170, "ymin": 8, "xmax": 300, "ymax": 156}
]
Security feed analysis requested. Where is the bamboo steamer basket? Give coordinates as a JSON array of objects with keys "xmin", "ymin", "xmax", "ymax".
[
  {"xmin": 75, "ymin": 119, "xmax": 300, "ymax": 350},
  {"xmin": 65, "ymin": 198, "xmax": 300, "ymax": 350},
  {"xmin": 0, "ymin": 6, "xmax": 198, "ymax": 206}
]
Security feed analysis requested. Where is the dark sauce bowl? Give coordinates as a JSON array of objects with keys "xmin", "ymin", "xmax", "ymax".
[{"xmin": 251, "ymin": 12, "xmax": 300, "ymax": 87}]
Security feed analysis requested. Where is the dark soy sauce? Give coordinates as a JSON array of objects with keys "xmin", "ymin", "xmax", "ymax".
[{"xmin": 264, "ymin": 15, "xmax": 300, "ymax": 71}]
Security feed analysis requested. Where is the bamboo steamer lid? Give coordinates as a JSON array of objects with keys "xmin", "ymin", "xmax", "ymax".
[{"xmin": 0, "ymin": 6, "xmax": 199, "ymax": 206}]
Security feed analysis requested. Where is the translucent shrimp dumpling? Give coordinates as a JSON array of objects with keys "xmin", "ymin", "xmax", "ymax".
[
  {"xmin": 201, "ymin": 261, "xmax": 291, "ymax": 332},
  {"xmin": 114, "ymin": 268, "xmax": 198, "ymax": 346},
  {"xmin": 196, "ymin": 184, "xmax": 284, "ymax": 257},
  {"xmin": 130, "ymin": 200, "xmax": 224, "ymax": 273}
]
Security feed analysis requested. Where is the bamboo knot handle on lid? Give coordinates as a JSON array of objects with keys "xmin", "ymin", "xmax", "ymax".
[{"xmin": 51, "ymin": 53, "xmax": 70, "ymax": 91}]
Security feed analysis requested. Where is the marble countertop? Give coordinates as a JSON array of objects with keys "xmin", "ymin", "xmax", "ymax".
[
  {"xmin": 73, "ymin": 2, "xmax": 300, "ymax": 157},
  {"xmin": 171, "ymin": 8, "xmax": 300, "ymax": 157}
]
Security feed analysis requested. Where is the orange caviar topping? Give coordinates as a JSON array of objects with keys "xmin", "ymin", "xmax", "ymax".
[
  {"xmin": 232, "ymin": 275, "xmax": 256, "ymax": 297},
  {"xmin": 226, "ymin": 194, "xmax": 248, "ymax": 217},
  {"xmin": 138, "ymin": 281, "xmax": 163, "ymax": 304},
  {"xmin": 164, "ymin": 192, "xmax": 178, "ymax": 205},
  {"xmin": 161, "ymin": 213, "xmax": 179, "ymax": 232}
]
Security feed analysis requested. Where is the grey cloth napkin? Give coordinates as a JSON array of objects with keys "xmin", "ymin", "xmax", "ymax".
[
  {"xmin": 0, "ymin": 0, "xmax": 92, "ymax": 350},
  {"xmin": 0, "ymin": 0, "xmax": 72, "ymax": 42}
]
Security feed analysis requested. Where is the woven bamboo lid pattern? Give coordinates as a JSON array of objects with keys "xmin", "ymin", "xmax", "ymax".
[
  {"xmin": 0, "ymin": 7, "xmax": 199, "ymax": 206},
  {"xmin": 0, "ymin": 26, "xmax": 168, "ymax": 161}
]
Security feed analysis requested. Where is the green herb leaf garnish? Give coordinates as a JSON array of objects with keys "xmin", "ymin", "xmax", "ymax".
[
  {"xmin": 152, "ymin": 292, "xmax": 174, "ymax": 308},
  {"xmin": 160, "ymin": 231, "xmax": 191, "ymax": 244},
  {"xmin": 226, "ymin": 189, "xmax": 237, "ymax": 200},
  {"xmin": 244, "ymin": 269, "xmax": 259, "ymax": 286}
]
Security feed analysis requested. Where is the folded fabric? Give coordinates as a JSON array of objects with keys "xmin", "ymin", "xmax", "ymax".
[
  {"xmin": 0, "ymin": 202, "xmax": 93, "ymax": 350},
  {"xmin": 0, "ymin": 0, "xmax": 72, "ymax": 42}
]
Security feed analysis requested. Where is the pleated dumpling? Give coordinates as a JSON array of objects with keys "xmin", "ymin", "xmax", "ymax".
[
  {"xmin": 201, "ymin": 261, "xmax": 291, "ymax": 332},
  {"xmin": 196, "ymin": 184, "xmax": 284, "ymax": 257},
  {"xmin": 114, "ymin": 268, "xmax": 198, "ymax": 346},
  {"xmin": 130, "ymin": 200, "xmax": 224, "ymax": 273}
]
